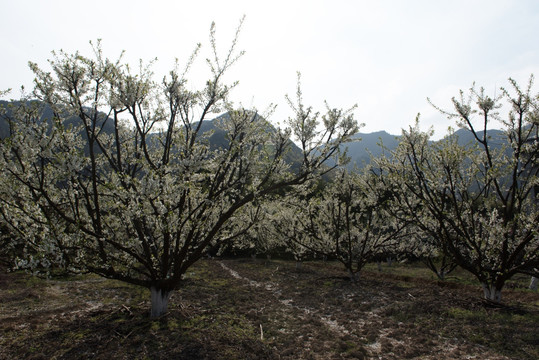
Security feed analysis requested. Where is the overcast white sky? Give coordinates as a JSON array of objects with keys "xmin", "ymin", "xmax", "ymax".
[{"xmin": 2, "ymin": 0, "xmax": 539, "ymax": 138}]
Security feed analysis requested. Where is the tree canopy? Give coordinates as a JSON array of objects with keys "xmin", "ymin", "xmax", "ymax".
[
  {"xmin": 0, "ymin": 23, "xmax": 359, "ymax": 317},
  {"xmin": 377, "ymin": 77, "xmax": 539, "ymax": 302}
]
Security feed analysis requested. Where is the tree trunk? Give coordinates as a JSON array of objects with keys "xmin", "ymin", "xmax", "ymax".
[
  {"xmin": 295, "ymin": 261, "xmax": 303, "ymax": 270},
  {"xmin": 437, "ymin": 270, "xmax": 446, "ymax": 281},
  {"xmin": 530, "ymin": 276, "xmax": 538, "ymax": 291},
  {"xmin": 482, "ymin": 283, "xmax": 502, "ymax": 303},
  {"xmin": 348, "ymin": 269, "xmax": 359, "ymax": 283},
  {"xmin": 150, "ymin": 287, "xmax": 171, "ymax": 318}
]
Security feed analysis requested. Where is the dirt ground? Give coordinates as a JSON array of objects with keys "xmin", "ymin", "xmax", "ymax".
[{"xmin": 1, "ymin": 259, "xmax": 538, "ymax": 359}]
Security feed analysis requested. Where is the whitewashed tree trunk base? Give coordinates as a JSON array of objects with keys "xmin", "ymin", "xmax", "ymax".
[
  {"xmin": 482, "ymin": 283, "xmax": 502, "ymax": 303},
  {"xmin": 150, "ymin": 287, "xmax": 171, "ymax": 318},
  {"xmin": 530, "ymin": 276, "xmax": 538, "ymax": 291}
]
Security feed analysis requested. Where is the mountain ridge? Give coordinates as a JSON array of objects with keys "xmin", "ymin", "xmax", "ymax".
[{"xmin": 0, "ymin": 100, "xmax": 507, "ymax": 172}]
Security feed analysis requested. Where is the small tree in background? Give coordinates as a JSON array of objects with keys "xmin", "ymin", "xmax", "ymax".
[
  {"xmin": 0, "ymin": 21, "xmax": 359, "ymax": 317},
  {"xmin": 397, "ymin": 225, "xmax": 458, "ymax": 280},
  {"xmin": 230, "ymin": 202, "xmax": 282, "ymax": 261},
  {"xmin": 283, "ymin": 169, "xmax": 406, "ymax": 282},
  {"xmin": 268, "ymin": 196, "xmax": 314, "ymax": 269}
]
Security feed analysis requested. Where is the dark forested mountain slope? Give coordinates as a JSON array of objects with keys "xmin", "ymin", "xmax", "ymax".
[
  {"xmin": 338, "ymin": 127, "xmax": 506, "ymax": 170},
  {"xmin": 0, "ymin": 100, "xmax": 507, "ymax": 173}
]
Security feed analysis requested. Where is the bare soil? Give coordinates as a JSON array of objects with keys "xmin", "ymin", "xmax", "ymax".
[{"xmin": 1, "ymin": 259, "xmax": 538, "ymax": 359}]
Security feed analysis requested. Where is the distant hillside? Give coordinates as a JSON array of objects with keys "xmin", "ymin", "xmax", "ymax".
[
  {"xmin": 450, "ymin": 127, "xmax": 506, "ymax": 148},
  {"xmin": 0, "ymin": 101, "xmax": 509, "ymax": 175},
  {"xmin": 0, "ymin": 100, "xmax": 117, "ymax": 137},
  {"xmin": 0, "ymin": 100, "xmax": 118, "ymax": 156},
  {"xmin": 339, "ymin": 131, "xmax": 401, "ymax": 170},
  {"xmin": 193, "ymin": 112, "xmax": 304, "ymax": 172},
  {"xmin": 0, "ymin": 101, "xmax": 304, "ymax": 171},
  {"xmin": 337, "ymin": 127, "xmax": 507, "ymax": 170}
]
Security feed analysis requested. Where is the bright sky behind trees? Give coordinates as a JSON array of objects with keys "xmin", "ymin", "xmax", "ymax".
[{"xmin": 2, "ymin": 0, "xmax": 539, "ymax": 138}]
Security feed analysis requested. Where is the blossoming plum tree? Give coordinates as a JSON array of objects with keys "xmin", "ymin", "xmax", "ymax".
[
  {"xmin": 0, "ymin": 22, "xmax": 359, "ymax": 317},
  {"xmin": 266, "ymin": 195, "xmax": 315, "ymax": 268},
  {"xmin": 279, "ymin": 170, "xmax": 406, "ymax": 282},
  {"xmin": 378, "ymin": 78, "xmax": 539, "ymax": 302}
]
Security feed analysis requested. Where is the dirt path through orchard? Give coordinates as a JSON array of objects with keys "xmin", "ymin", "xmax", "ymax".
[{"xmin": 219, "ymin": 260, "xmax": 514, "ymax": 360}]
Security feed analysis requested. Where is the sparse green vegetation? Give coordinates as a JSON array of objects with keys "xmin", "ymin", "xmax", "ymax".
[{"xmin": 1, "ymin": 259, "xmax": 538, "ymax": 359}]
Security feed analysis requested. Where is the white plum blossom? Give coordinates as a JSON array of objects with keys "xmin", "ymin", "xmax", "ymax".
[{"xmin": 0, "ymin": 24, "xmax": 358, "ymax": 317}]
